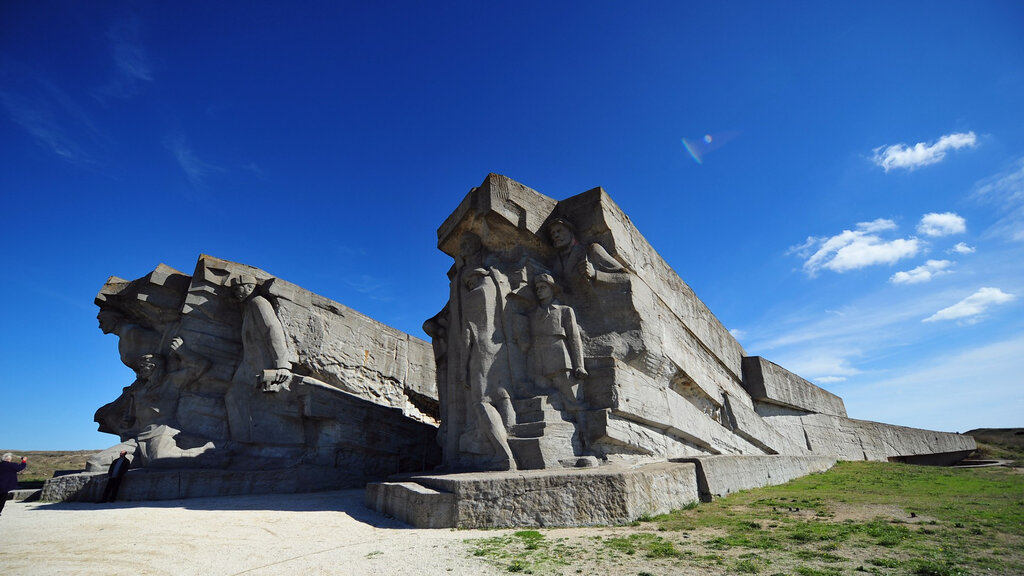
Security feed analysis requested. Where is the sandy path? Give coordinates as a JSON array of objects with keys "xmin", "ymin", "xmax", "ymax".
[{"xmin": 0, "ymin": 490, "xmax": 508, "ymax": 576}]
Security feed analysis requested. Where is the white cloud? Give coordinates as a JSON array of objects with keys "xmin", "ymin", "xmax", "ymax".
[
  {"xmin": 917, "ymin": 212, "xmax": 966, "ymax": 237},
  {"xmin": 841, "ymin": 334, "xmax": 1024, "ymax": 431},
  {"xmin": 922, "ymin": 287, "xmax": 1015, "ymax": 323},
  {"xmin": 728, "ymin": 328, "xmax": 746, "ymax": 340},
  {"xmin": 872, "ymin": 131, "xmax": 977, "ymax": 172},
  {"xmin": 164, "ymin": 135, "xmax": 222, "ymax": 188},
  {"xmin": 792, "ymin": 219, "xmax": 921, "ymax": 276},
  {"xmin": 973, "ymin": 159, "xmax": 1024, "ymax": 242},
  {"xmin": 948, "ymin": 242, "xmax": 975, "ymax": 255},
  {"xmin": 814, "ymin": 376, "xmax": 847, "ymax": 384},
  {"xmin": 890, "ymin": 259, "xmax": 953, "ymax": 285}
]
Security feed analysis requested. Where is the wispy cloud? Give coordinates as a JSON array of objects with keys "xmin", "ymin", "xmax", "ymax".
[
  {"xmin": 790, "ymin": 218, "xmax": 921, "ymax": 276},
  {"xmin": 95, "ymin": 18, "xmax": 154, "ymax": 102},
  {"xmin": 973, "ymin": 159, "xmax": 1024, "ymax": 242},
  {"xmin": 948, "ymin": 242, "xmax": 975, "ymax": 255},
  {"xmin": 164, "ymin": 135, "xmax": 223, "ymax": 188},
  {"xmin": 872, "ymin": 131, "xmax": 977, "ymax": 172},
  {"xmin": 345, "ymin": 274, "xmax": 395, "ymax": 302},
  {"xmin": 917, "ymin": 212, "xmax": 965, "ymax": 237},
  {"xmin": 923, "ymin": 287, "xmax": 1015, "ymax": 323},
  {"xmin": 890, "ymin": 259, "xmax": 953, "ymax": 285},
  {"xmin": 842, "ymin": 334, "xmax": 1024, "ymax": 431},
  {"xmin": 0, "ymin": 89, "xmax": 96, "ymax": 165}
]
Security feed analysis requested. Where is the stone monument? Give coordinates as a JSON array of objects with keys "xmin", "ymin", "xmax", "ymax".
[
  {"xmin": 367, "ymin": 173, "xmax": 976, "ymax": 528},
  {"xmin": 43, "ymin": 255, "xmax": 441, "ymax": 501}
]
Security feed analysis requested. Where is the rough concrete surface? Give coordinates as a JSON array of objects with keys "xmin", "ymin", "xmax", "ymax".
[
  {"xmin": 373, "ymin": 461, "xmax": 700, "ymax": 528},
  {"xmin": 0, "ymin": 490, "xmax": 506, "ymax": 576}
]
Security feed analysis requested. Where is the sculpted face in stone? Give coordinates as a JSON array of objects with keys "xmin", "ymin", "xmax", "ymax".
[
  {"xmin": 535, "ymin": 279, "xmax": 554, "ymax": 302},
  {"xmin": 97, "ymin": 309, "xmax": 123, "ymax": 334},
  {"xmin": 135, "ymin": 354, "xmax": 164, "ymax": 380},
  {"xmin": 549, "ymin": 222, "xmax": 574, "ymax": 250},
  {"xmin": 231, "ymin": 281, "xmax": 255, "ymax": 302}
]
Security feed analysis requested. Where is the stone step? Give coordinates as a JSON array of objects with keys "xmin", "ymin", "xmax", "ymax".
[
  {"xmin": 6, "ymin": 489, "xmax": 41, "ymax": 502},
  {"xmin": 512, "ymin": 419, "xmax": 575, "ymax": 439},
  {"xmin": 513, "ymin": 395, "xmax": 570, "ymax": 424},
  {"xmin": 509, "ymin": 430, "xmax": 578, "ymax": 470},
  {"xmin": 364, "ymin": 481, "xmax": 455, "ymax": 528}
]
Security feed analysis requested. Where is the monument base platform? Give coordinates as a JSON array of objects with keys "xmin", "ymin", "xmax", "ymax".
[
  {"xmin": 365, "ymin": 455, "xmax": 839, "ymax": 528},
  {"xmin": 40, "ymin": 466, "xmax": 364, "ymax": 502}
]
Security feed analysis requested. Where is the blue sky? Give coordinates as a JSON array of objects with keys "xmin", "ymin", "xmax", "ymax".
[{"xmin": 2, "ymin": 2, "xmax": 1022, "ymax": 450}]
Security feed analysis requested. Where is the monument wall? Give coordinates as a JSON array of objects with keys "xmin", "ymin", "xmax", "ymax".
[
  {"xmin": 422, "ymin": 174, "xmax": 974, "ymax": 472},
  {"xmin": 44, "ymin": 255, "xmax": 441, "ymax": 501}
]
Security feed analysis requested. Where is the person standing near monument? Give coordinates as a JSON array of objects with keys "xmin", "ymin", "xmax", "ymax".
[
  {"xmin": 100, "ymin": 450, "xmax": 131, "ymax": 503},
  {"xmin": 1, "ymin": 453, "xmax": 27, "ymax": 516}
]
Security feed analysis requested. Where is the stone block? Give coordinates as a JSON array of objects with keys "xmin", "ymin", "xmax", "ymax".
[
  {"xmin": 742, "ymin": 356, "xmax": 847, "ymax": 417},
  {"xmin": 369, "ymin": 462, "xmax": 700, "ymax": 528}
]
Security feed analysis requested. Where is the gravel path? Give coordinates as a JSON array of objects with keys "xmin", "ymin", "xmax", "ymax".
[{"xmin": 0, "ymin": 490, "xmax": 508, "ymax": 576}]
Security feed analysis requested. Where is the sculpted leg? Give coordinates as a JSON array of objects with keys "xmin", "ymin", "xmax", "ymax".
[{"xmin": 477, "ymin": 402, "xmax": 517, "ymax": 470}]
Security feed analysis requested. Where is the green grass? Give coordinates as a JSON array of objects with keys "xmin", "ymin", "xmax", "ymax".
[
  {"xmin": 464, "ymin": 460, "xmax": 1024, "ymax": 575},
  {"xmin": 652, "ymin": 461, "xmax": 1024, "ymax": 575}
]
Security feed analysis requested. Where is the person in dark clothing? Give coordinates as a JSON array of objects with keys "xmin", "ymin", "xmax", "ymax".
[
  {"xmin": 1, "ymin": 452, "xmax": 28, "ymax": 516},
  {"xmin": 100, "ymin": 450, "xmax": 131, "ymax": 503}
]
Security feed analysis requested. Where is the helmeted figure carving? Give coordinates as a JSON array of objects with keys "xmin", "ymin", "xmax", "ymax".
[
  {"xmin": 528, "ymin": 273, "xmax": 587, "ymax": 411},
  {"xmin": 226, "ymin": 274, "xmax": 294, "ymax": 443}
]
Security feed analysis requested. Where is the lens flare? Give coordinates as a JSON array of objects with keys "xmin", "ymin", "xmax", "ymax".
[
  {"xmin": 681, "ymin": 130, "xmax": 741, "ymax": 164},
  {"xmin": 681, "ymin": 138, "xmax": 703, "ymax": 164}
]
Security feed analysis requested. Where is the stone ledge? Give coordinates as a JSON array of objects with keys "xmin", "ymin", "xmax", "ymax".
[
  {"xmin": 366, "ymin": 462, "xmax": 700, "ymax": 528},
  {"xmin": 41, "ymin": 466, "xmax": 366, "ymax": 503},
  {"xmin": 672, "ymin": 454, "xmax": 838, "ymax": 501}
]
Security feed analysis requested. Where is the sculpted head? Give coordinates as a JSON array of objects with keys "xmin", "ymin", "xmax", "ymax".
[
  {"xmin": 230, "ymin": 274, "xmax": 257, "ymax": 302},
  {"xmin": 97, "ymin": 309, "xmax": 124, "ymax": 334},
  {"xmin": 547, "ymin": 218, "xmax": 575, "ymax": 250},
  {"xmin": 534, "ymin": 273, "xmax": 557, "ymax": 302},
  {"xmin": 135, "ymin": 353, "xmax": 165, "ymax": 380}
]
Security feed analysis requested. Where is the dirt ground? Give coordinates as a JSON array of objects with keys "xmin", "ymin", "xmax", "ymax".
[{"xmin": 0, "ymin": 488, "xmax": 959, "ymax": 576}]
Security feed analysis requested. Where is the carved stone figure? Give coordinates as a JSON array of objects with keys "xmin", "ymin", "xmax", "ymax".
[
  {"xmin": 458, "ymin": 268, "xmax": 516, "ymax": 470},
  {"xmin": 230, "ymin": 274, "xmax": 292, "ymax": 391},
  {"xmin": 528, "ymin": 273, "xmax": 587, "ymax": 411},
  {"xmin": 546, "ymin": 217, "xmax": 624, "ymax": 293},
  {"xmin": 62, "ymin": 255, "xmax": 442, "ymax": 502},
  {"xmin": 421, "ymin": 174, "xmax": 973, "ymax": 476},
  {"xmin": 226, "ymin": 274, "xmax": 294, "ymax": 443},
  {"xmin": 96, "ymin": 308, "xmax": 162, "ymax": 369}
]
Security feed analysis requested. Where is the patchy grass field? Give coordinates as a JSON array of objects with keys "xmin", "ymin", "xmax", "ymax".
[
  {"xmin": 0, "ymin": 449, "xmax": 94, "ymax": 488},
  {"xmin": 466, "ymin": 460, "xmax": 1024, "ymax": 575}
]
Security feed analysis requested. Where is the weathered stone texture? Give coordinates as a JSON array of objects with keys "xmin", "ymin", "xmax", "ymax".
[
  {"xmin": 677, "ymin": 455, "xmax": 838, "ymax": 501},
  {"xmin": 742, "ymin": 356, "xmax": 847, "ymax": 417},
  {"xmin": 49, "ymin": 254, "xmax": 441, "ymax": 502},
  {"xmin": 422, "ymin": 174, "xmax": 975, "ymax": 474},
  {"xmin": 764, "ymin": 413, "xmax": 976, "ymax": 462},
  {"xmin": 370, "ymin": 462, "xmax": 700, "ymax": 528}
]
